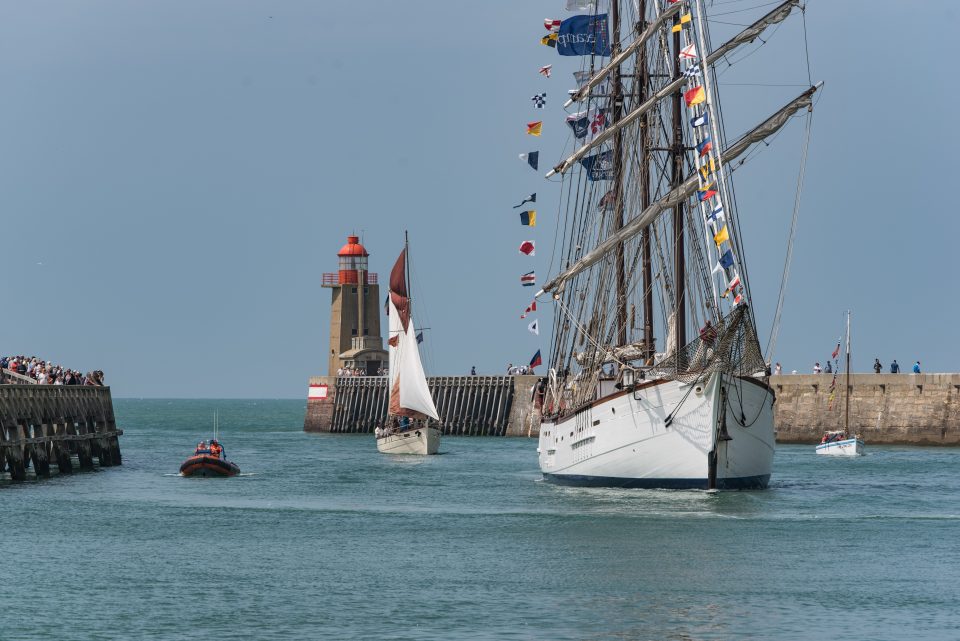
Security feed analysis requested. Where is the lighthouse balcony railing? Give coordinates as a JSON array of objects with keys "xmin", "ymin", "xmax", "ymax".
[{"xmin": 322, "ymin": 273, "xmax": 378, "ymax": 287}]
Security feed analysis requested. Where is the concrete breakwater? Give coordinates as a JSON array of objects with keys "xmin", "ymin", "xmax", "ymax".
[
  {"xmin": 304, "ymin": 375, "xmax": 542, "ymax": 437},
  {"xmin": 0, "ymin": 384, "xmax": 122, "ymax": 481},
  {"xmin": 773, "ymin": 373, "xmax": 960, "ymax": 445}
]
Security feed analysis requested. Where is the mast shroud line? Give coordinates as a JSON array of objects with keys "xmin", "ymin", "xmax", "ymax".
[
  {"xmin": 546, "ymin": 0, "xmax": 801, "ymax": 178},
  {"xmin": 541, "ymin": 83, "xmax": 821, "ymax": 294}
]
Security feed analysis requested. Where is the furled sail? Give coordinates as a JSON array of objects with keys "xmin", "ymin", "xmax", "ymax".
[
  {"xmin": 387, "ymin": 249, "xmax": 439, "ymax": 421},
  {"xmin": 539, "ymin": 83, "xmax": 820, "ymax": 294},
  {"xmin": 547, "ymin": 0, "xmax": 801, "ymax": 178},
  {"xmin": 563, "ymin": 1, "xmax": 683, "ymax": 107}
]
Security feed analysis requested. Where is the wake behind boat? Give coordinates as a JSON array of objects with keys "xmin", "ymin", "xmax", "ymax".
[
  {"xmin": 530, "ymin": 0, "xmax": 819, "ymax": 489},
  {"xmin": 376, "ymin": 234, "xmax": 442, "ymax": 455}
]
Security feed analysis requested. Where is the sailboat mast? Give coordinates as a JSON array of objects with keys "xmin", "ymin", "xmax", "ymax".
[
  {"xmin": 610, "ymin": 0, "xmax": 627, "ymax": 347},
  {"xmin": 404, "ymin": 230, "xmax": 411, "ymax": 309},
  {"xmin": 845, "ymin": 310, "xmax": 851, "ymax": 433},
  {"xmin": 639, "ymin": 0, "xmax": 654, "ymax": 363},
  {"xmin": 671, "ymin": 13, "xmax": 687, "ymax": 358}
]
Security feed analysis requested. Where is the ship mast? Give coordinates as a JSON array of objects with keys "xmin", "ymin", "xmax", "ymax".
[
  {"xmin": 610, "ymin": 0, "xmax": 627, "ymax": 346},
  {"xmin": 845, "ymin": 310, "xmax": 851, "ymax": 434},
  {"xmin": 671, "ymin": 11, "xmax": 687, "ymax": 359},
  {"xmin": 639, "ymin": 0, "xmax": 654, "ymax": 363},
  {"xmin": 405, "ymin": 230, "xmax": 411, "ymax": 311}
]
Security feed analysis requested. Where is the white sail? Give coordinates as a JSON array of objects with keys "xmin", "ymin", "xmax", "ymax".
[
  {"xmin": 387, "ymin": 302, "xmax": 439, "ymax": 421},
  {"xmin": 387, "ymin": 299, "xmax": 402, "ymax": 395},
  {"xmin": 399, "ymin": 309, "xmax": 439, "ymax": 420}
]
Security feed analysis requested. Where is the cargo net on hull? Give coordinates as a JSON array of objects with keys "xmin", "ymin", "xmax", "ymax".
[{"xmin": 654, "ymin": 305, "xmax": 767, "ymax": 384}]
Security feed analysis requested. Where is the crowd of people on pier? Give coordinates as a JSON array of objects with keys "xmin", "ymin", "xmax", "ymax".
[
  {"xmin": 1, "ymin": 355, "xmax": 105, "ymax": 386},
  {"xmin": 772, "ymin": 359, "xmax": 922, "ymax": 376},
  {"xmin": 336, "ymin": 366, "xmax": 387, "ymax": 377}
]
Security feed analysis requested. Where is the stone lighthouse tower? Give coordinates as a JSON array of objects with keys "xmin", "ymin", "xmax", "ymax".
[{"xmin": 322, "ymin": 235, "xmax": 388, "ymax": 376}]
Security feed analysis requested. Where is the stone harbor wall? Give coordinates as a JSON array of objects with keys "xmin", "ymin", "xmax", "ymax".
[{"xmin": 772, "ymin": 373, "xmax": 960, "ymax": 445}]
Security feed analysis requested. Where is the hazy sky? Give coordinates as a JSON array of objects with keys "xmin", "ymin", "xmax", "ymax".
[{"xmin": 2, "ymin": 1, "xmax": 957, "ymax": 398}]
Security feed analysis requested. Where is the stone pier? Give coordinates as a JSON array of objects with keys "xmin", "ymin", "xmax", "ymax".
[{"xmin": 772, "ymin": 373, "xmax": 960, "ymax": 445}]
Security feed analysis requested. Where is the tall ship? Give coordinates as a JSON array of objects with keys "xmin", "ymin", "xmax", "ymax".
[
  {"xmin": 376, "ymin": 234, "xmax": 442, "ymax": 455},
  {"xmin": 534, "ymin": 0, "xmax": 819, "ymax": 488}
]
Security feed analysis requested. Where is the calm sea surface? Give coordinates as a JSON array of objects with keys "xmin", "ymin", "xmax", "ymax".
[{"xmin": 2, "ymin": 398, "xmax": 959, "ymax": 640}]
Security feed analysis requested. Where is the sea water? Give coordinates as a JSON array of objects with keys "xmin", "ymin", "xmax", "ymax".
[{"xmin": 1, "ymin": 398, "xmax": 958, "ymax": 640}]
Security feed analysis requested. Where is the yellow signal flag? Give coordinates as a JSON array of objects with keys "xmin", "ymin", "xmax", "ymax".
[
  {"xmin": 713, "ymin": 225, "xmax": 729, "ymax": 247},
  {"xmin": 671, "ymin": 13, "xmax": 692, "ymax": 32},
  {"xmin": 699, "ymin": 159, "xmax": 717, "ymax": 179},
  {"xmin": 526, "ymin": 121, "xmax": 543, "ymax": 136}
]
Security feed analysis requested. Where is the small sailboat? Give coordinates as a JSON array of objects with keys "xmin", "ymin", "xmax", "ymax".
[
  {"xmin": 375, "ymin": 233, "xmax": 441, "ymax": 455},
  {"xmin": 816, "ymin": 311, "xmax": 865, "ymax": 456},
  {"xmin": 180, "ymin": 410, "xmax": 241, "ymax": 476}
]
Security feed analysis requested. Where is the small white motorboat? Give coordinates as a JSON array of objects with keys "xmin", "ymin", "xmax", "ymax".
[{"xmin": 815, "ymin": 431, "xmax": 864, "ymax": 456}]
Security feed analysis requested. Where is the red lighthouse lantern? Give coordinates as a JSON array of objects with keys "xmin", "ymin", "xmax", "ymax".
[{"xmin": 337, "ymin": 235, "xmax": 369, "ymax": 285}]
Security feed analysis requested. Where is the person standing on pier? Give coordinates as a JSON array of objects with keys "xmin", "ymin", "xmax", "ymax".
[
  {"xmin": 774, "ymin": 363, "xmax": 782, "ymax": 375},
  {"xmin": 890, "ymin": 359, "xmax": 900, "ymax": 373},
  {"xmin": 874, "ymin": 358, "xmax": 882, "ymax": 374},
  {"xmin": 913, "ymin": 361, "xmax": 921, "ymax": 373},
  {"xmin": 813, "ymin": 362, "xmax": 822, "ymax": 374}
]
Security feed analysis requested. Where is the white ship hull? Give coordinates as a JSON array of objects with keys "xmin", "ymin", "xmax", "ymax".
[
  {"xmin": 376, "ymin": 426, "xmax": 440, "ymax": 455},
  {"xmin": 538, "ymin": 373, "xmax": 775, "ymax": 489},
  {"xmin": 815, "ymin": 438, "xmax": 864, "ymax": 456}
]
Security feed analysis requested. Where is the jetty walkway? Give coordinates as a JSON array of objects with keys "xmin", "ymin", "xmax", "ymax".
[{"xmin": 1, "ymin": 368, "xmax": 122, "ymax": 482}]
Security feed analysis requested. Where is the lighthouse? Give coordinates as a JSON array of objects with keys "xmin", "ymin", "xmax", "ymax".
[{"xmin": 321, "ymin": 235, "xmax": 387, "ymax": 376}]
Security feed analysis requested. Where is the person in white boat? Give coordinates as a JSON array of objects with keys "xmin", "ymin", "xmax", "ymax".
[{"xmin": 813, "ymin": 362, "xmax": 822, "ymax": 374}]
